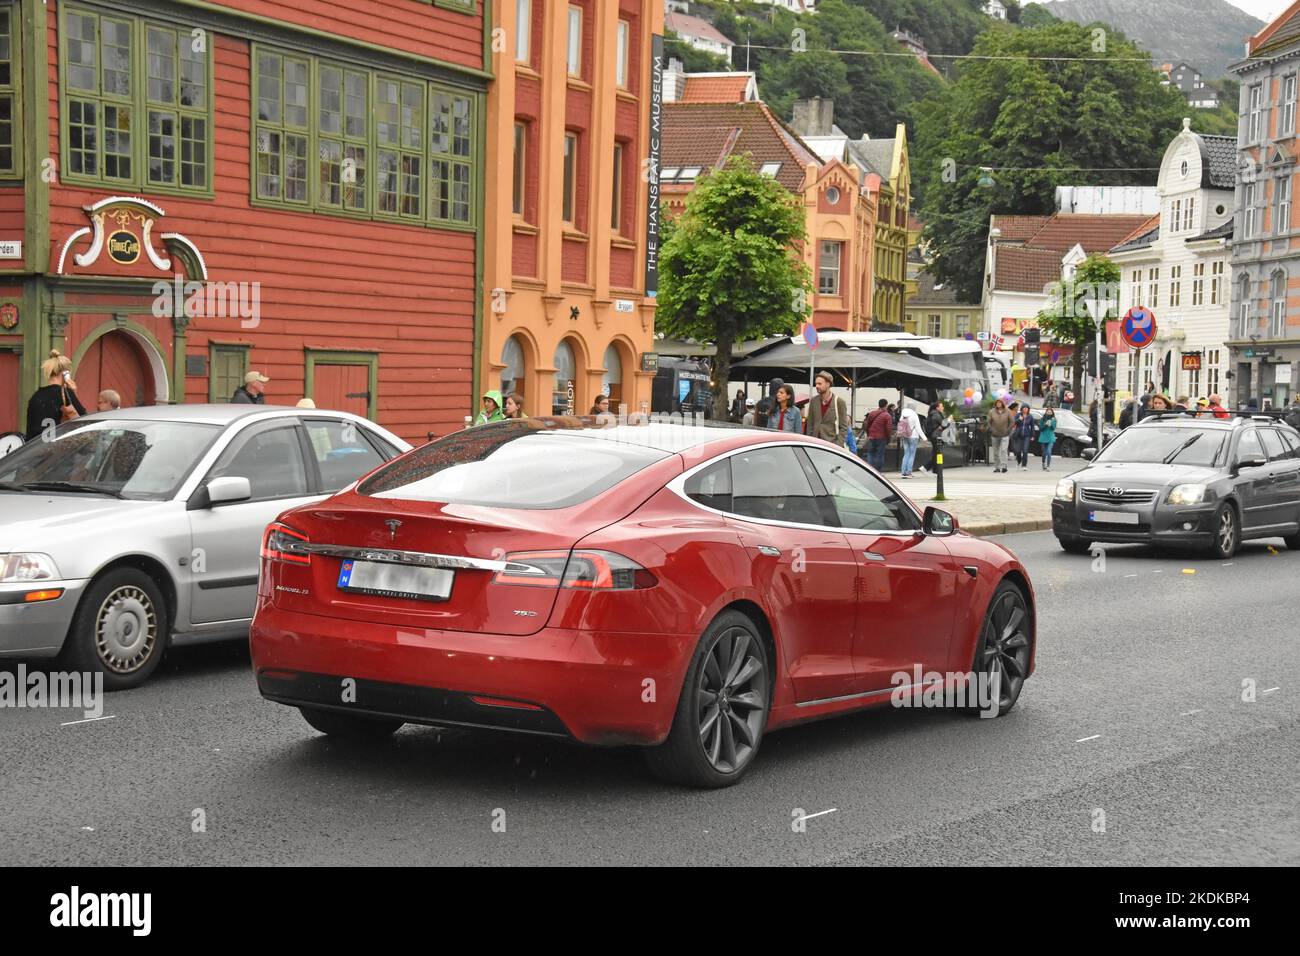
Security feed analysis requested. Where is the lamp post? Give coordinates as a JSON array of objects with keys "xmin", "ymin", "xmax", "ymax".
[{"xmin": 1084, "ymin": 289, "xmax": 1114, "ymax": 451}]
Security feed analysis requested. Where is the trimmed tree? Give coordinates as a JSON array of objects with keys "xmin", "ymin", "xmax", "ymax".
[
  {"xmin": 657, "ymin": 156, "xmax": 812, "ymax": 420},
  {"xmin": 1036, "ymin": 254, "xmax": 1121, "ymax": 410}
]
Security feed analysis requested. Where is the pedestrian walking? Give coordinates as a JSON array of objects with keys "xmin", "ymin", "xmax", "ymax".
[
  {"xmin": 1038, "ymin": 408, "xmax": 1058, "ymax": 470},
  {"xmin": 1148, "ymin": 393, "xmax": 1172, "ymax": 413},
  {"xmin": 1011, "ymin": 404, "xmax": 1035, "ymax": 470},
  {"xmin": 987, "ymin": 398, "xmax": 1014, "ymax": 473},
  {"xmin": 730, "ymin": 389, "xmax": 746, "ymax": 423},
  {"xmin": 589, "ymin": 394, "xmax": 611, "ymax": 416},
  {"xmin": 25, "ymin": 349, "xmax": 86, "ymax": 441},
  {"xmin": 897, "ymin": 403, "xmax": 922, "ymax": 478},
  {"xmin": 860, "ymin": 398, "xmax": 894, "ymax": 469},
  {"xmin": 741, "ymin": 398, "xmax": 757, "ymax": 427},
  {"xmin": 1043, "ymin": 382, "xmax": 1060, "ymax": 409},
  {"xmin": 804, "ymin": 371, "xmax": 848, "ymax": 445},
  {"xmin": 769, "ymin": 384, "xmax": 801, "ymax": 433},
  {"xmin": 1207, "ymin": 394, "xmax": 1230, "ymax": 420},
  {"xmin": 475, "ymin": 389, "xmax": 506, "ymax": 424},
  {"xmin": 921, "ymin": 402, "xmax": 949, "ymax": 474},
  {"xmin": 231, "ymin": 370, "xmax": 269, "ymax": 404},
  {"xmin": 755, "ymin": 377, "xmax": 784, "ymax": 428}
]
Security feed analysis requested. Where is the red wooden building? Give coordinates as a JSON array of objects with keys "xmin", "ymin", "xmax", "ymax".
[{"xmin": 0, "ymin": 0, "xmax": 489, "ymax": 443}]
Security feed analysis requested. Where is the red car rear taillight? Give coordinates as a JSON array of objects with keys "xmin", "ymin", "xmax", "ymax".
[
  {"xmin": 493, "ymin": 550, "xmax": 657, "ymax": 590},
  {"xmin": 262, "ymin": 522, "xmax": 311, "ymax": 565}
]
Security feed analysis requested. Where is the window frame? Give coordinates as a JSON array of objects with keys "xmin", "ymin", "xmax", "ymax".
[
  {"xmin": 562, "ymin": 130, "xmax": 578, "ymax": 226},
  {"xmin": 59, "ymin": 4, "xmax": 215, "ymax": 196},
  {"xmin": 818, "ymin": 239, "xmax": 842, "ymax": 296},
  {"xmin": 610, "ymin": 140, "xmax": 623, "ymax": 232},
  {"xmin": 566, "ymin": 5, "xmax": 582, "ymax": 79},
  {"xmin": 615, "ymin": 19, "xmax": 630, "ymax": 89},
  {"xmin": 207, "ymin": 343, "xmax": 250, "ymax": 403},
  {"xmin": 0, "ymin": 0, "xmax": 23, "ymax": 179},
  {"xmin": 512, "ymin": 120, "xmax": 526, "ymax": 218},
  {"xmin": 249, "ymin": 43, "xmax": 481, "ymax": 231},
  {"xmin": 1276, "ymin": 175, "xmax": 1292, "ymax": 235},
  {"xmin": 514, "ymin": 0, "xmax": 530, "ymax": 63},
  {"xmin": 1284, "ymin": 74, "xmax": 1297, "ymax": 137}
]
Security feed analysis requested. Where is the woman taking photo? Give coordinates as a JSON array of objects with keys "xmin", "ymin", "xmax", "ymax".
[
  {"xmin": 25, "ymin": 349, "xmax": 86, "ymax": 441},
  {"xmin": 768, "ymin": 384, "xmax": 801, "ymax": 433}
]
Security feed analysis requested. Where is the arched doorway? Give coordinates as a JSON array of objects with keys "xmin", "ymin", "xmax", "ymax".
[
  {"xmin": 602, "ymin": 343, "xmax": 625, "ymax": 408},
  {"xmin": 501, "ymin": 334, "xmax": 529, "ymax": 404},
  {"xmin": 75, "ymin": 330, "xmax": 157, "ymax": 408}
]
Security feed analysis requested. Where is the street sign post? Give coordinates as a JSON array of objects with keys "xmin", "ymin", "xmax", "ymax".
[
  {"xmin": 1120, "ymin": 307, "xmax": 1156, "ymax": 424},
  {"xmin": 1086, "ymin": 292, "xmax": 1122, "ymax": 451},
  {"xmin": 800, "ymin": 322, "xmax": 819, "ymax": 401}
]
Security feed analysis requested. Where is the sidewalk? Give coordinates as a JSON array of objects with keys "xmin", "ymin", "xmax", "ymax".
[{"xmin": 894, "ymin": 460, "xmax": 1069, "ymax": 537}]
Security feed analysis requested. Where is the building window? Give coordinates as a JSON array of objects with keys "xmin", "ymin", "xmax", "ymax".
[
  {"xmin": 567, "ymin": 5, "xmax": 582, "ymax": 78},
  {"xmin": 501, "ymin": 334, "xmax": 527, "ymax": 400},
  {"xmin": 1207, "ymin": 348, "xmax": 1221, "ymax": 396},
  {"xmin": 1237, "ymin": 275, "xmax": 1252, "ymax": 337},
  {"xmin": 0, "ymin": 1, "xmax": 20, "ymax": 177},
  {"xmin": 512, "ymin": 121, "xmax": 526, "ymax": 217},
  {"xmin": 515, "ymin": 0, "xmax": 530, "ymax": 64},
  {"xmin": 1211, "ymin": 260, "xmax": 1224, "ymax": 304},
  {"xmin": 956, "ymin": 314, "xmax": 970, "ymax": 337},
  {"xmin": 208, "ymin": 345, "xmax": 250, "ymax": 403},
  {"xmin": 318, "ymin": 64, "xmax": 368, "ymax": 211},
  {"xmin": 1169, "ymin": 265, "xmax": 1181, "ymax": 307},
  {"xmin": 602, "ymin": 344, "xmax": 624, "ymax": 405},
  {"xmin": 1271, "ymin": 269, "xmax": 1287, "ymax": 336},
  {"xmin": 1147, "ymin": 267, "xmax": 1160, "ymax": 309},
  {"xmin": 616, "ymin": 20, "xmax": 630, "ymax": 89},
  {"xmin": 1183, "ymin": 196, "xmax": 1195, "ymax": 232},
  {"xmin": 929, "ymin": 314, "xmax": 942, "ymax": 337},
  {"xmin": 62, "ymin": 6, "xmax": 213, "ymax": 192},
  {"xmin": 562, "ymin": 132, "xmax": 578, "ymax": 225},
  {"xmin": 1192, "ymin": 262, "xmax": 1205, "ymax": 306},
  {"xmin": 1170, "ymin": 198, "xmax": 1181, "ymax": 233},
  {"xmin": 1248, "ymin": 83, "xmax": 1264, "ymax": 142},
  {"xmin": 1130, "ymin": 269, "xmax": 1142, "ymax": 308},
  {"xmin": 818, "ymin": 241, "xmax": 842, "ymax": 295},
  {"xmin": 1243, "ymin": 184, "xmax": 1257, "ymax": 238},
  {"xmin": 1284, "ymin": 74, "xmax": 1297, "ymax": 136},
  {"xmin": 1276, "ymin": 176, "xmax": 1292, "ymax": 235},
  {"xmin": 611, "ymin": 141, "xmax": 624, "ymax": 232},
  {"xmin": 252, "ymin": 47, "xmax": 477, "ymax": 227}
]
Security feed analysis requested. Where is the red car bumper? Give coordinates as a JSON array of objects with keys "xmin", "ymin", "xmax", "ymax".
[{"xmin": 250, "ymin": 604, "xmax": 697, "ymax": 746}]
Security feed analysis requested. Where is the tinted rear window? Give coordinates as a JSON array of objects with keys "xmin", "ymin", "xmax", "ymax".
[{"xmin": 358, "ymin": 422, "xmax": 669, "ymax": 509}]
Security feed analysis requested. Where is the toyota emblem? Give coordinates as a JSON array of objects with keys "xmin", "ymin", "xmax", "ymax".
[{"xmin": 1108, "ymin": 487, "xmax": 1125, "ymax": 498}]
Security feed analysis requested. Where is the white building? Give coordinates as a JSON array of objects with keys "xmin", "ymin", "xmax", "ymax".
[
  {"xmin": 983, "ymin": 0, "xmax": 1007, "ymax": 20},
  {"xmin": 1108, "ymin": 119, "xmax": 1237, "ymax": 402},
  {"xmin": 729, "ymin": 0, "xmax": 816, "ymax": 12},
  {"xmin": 1056, "ymin": 186, "xmax": 1160, "ymax": 215},
  {"xmin": 666, "ymin": 10, "xmax": 735, "ymax": 64}
]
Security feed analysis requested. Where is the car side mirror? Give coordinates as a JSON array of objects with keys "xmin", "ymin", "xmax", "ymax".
[
  {"xmin": 1235, "ymin": 456, "xmax": 1267, "ymax": 473},
  {"xmin": 923, "ymin": 506, "xmax": 958, "ymax": 536},
  {"xmin": 206, "ymin": 475, "xmax": 252, "ymax": 506},
  {"xmin": 1081, "ymin": 448, "xmax": 1097, "ymax": 460}
]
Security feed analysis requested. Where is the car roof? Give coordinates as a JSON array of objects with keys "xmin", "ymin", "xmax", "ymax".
[
  {"xmin": 469, "ymin": 416, "xmax": 808, "ymax": 455},
  {"xmin": 82, "ymin": 403, "xmax": 363, "ymax": 427}
]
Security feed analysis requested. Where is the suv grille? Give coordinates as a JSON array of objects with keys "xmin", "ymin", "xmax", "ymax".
[{"xmin": 1080, "ymin": 487, "xmax": 1158, "ymax": 504}]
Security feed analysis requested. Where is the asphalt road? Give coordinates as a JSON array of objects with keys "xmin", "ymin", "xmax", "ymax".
[{"xmin": 1, "ymin": 531, "xmax": 1296, "ymax": 866}]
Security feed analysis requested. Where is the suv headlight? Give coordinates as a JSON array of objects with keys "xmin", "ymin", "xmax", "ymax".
[
  {"xmin": 0, "ymin": 553, "xmax": 61, "ymax": 583},
  {"xmin": 1167, "ymin": 484, "xmax": 1207, "ymax": 505},
  {"xmin": 1054, "ymin": 478, "xmax": 1076, "ymax": 502}
]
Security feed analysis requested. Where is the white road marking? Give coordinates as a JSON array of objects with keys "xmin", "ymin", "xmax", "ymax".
[
  {"xmin": 61, "ymin": 715, "xmax": 116, "ymax": 727},
  {"xmin": 1262, "ymin": 687, "xmax": 1280, "ymax": 695},
  {"xmin": 1180, "ymin": 709, "xmax": 1202, "ymax": 716},
  {"xmin": 796, "ymin": 809, "xmax": 838, "ymax": 822},
  {"xmin": 1124, "ymin": 573, "xmax": 1138, "ymax": 578},
  {"xmin": 1076, "ymin": 734, "xmax": 1102, "ymax": 743}
]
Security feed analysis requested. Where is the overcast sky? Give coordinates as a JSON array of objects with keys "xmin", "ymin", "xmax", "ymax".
[{"xmin": 1223, "ymin": 0, "xmax": 1290, "ymax": 22}]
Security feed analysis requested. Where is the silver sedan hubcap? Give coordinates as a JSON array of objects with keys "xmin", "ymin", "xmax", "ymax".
[{"xmin": 95, "ymin": 586, "xmax": 157, "ymax": 674}]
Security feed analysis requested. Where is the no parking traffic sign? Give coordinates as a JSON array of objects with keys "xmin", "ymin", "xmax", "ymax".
[{"xmin": 1121, "ymin": 307, "xmax": 1157, "ymax": 350}]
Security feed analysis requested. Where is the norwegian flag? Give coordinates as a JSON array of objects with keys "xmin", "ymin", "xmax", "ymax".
[{"xmin": 989, "ymin": 333, "xmax": 1003, "ymax": 351}]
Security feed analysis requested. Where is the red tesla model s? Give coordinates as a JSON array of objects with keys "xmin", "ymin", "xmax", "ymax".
[{"xmin": 251, "ymin": 417, "xmax": 1036, "ymax": 787}]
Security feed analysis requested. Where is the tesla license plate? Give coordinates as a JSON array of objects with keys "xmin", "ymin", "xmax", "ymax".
[
  {"xmin": 337, "ymin": 559, "xmax": 453, "ymax": 602},
  {"xmin": 1089, "ymin": 510, "xmax": 1140, "ymax": 525}
]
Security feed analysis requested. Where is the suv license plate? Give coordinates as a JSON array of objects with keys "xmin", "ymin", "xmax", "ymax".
[{"xmin": 337, "ymin": 559, "xmax": 453, "ymax": 602}]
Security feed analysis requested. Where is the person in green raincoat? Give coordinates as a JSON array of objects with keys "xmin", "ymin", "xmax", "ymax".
[{"xmin": 475, "ymin": 389, "xmax": 506, "ymax": 425}]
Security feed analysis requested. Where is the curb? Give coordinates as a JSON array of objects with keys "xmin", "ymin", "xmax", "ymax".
[{"xmin": 962, "ymin": 518, "xmax": 1054, "ymax": 538}]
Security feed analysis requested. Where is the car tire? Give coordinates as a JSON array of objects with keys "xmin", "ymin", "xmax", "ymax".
[
  {"xmin": 59, "ymin": 567, "xmax": 168, "ymax": 691},
  {"xmin": 643, "ymin": 610, "xmax": 771, "ymax": 789},
  {"xmin": 1206, "ymin": 501, "xmax": 1239, "ymax": 560},
  {"xmin": 1057, "ymin": 536, "xmax": 1092, "ymax": 555},
  {"xmin": 299, "ymin": 706, "xmax": 404, "ymax": 739},
  {"xmin": 1058, "ymin": 438, "xmax": 1079, "ymax": 459},
  {"xmin": 966, "ymin": 580, "xmax": 1032, "ymax": 718},
  {"xmin": 1285, "ymin": 530, "xmax": 1300, "ymax": 551}
]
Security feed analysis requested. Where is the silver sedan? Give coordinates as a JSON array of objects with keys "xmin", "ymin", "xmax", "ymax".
[{"xmin": 0, "ymin": 405, "xmax": 410, "ymax": 689}]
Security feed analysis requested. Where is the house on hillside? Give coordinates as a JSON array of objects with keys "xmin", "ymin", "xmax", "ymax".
[
  {"xmin": 1162, "ymin": 61, "xmax": 1221, "ymax": 109},
  {"xmin": 666, "ymin": 10, "xmax": 734, "ymax": 64}
]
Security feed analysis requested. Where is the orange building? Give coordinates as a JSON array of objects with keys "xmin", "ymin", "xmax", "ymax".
[
  {"xmin": 661, "ymin": 76, "xmax": 877, "ymax": 332},
  {"xmin": 482, "ymin": 0, "xmax": 661, "ymax": 417}
]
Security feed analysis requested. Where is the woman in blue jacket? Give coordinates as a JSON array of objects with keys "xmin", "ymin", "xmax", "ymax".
[
  {"xmin": 1037, "ymin": 408, "xmax": 1058, "ymax": 471},
  {"xmin": 1011, "ymin": 405, "xmax": 1036, "ymax": 471}
]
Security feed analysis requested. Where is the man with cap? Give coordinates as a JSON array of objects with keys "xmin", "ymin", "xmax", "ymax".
[
  {"xmin": 232, "ymin": 370, "xmax": 269, "ymax": 404},
  {"xmin": 741, "ymin": 398, "xmax": 757, "ymax": 427}
]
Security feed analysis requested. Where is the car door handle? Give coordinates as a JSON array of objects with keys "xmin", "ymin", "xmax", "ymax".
[
  {"xmin": 863, "ymin": 550, "xmax": 886, "ymax": 561},
  {"xmin": 757, "ymin": 545, "xmax": 781, "ymax": 557}
]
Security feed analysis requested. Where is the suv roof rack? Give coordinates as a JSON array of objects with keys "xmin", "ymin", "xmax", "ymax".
[{"xmin": 1139, "ymin": 409, "xmax": 1284, "ymax": 424}]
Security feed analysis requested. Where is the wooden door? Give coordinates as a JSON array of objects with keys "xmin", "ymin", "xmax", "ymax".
[
  {"xmin": 313, "ymin": 363, "xmax": 371, "ymax": 418},
  {"xmin": 0, "ymin": 350, "xmax": 19, "ymax": 432},
  {"xmin": 76, "ymin": 330, "xmax": 155, "ymax": 408}
]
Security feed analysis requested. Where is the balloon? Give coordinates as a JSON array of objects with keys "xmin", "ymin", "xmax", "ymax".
[
  {"xmin": 972, "ymin": 390, "xmax": 983, "ymax": 403},
  {"xmin": 964, "ymin": 388, "xmax": 975, "ymax": 399},
  {"xmin": 964, "ymin": 396, "xmax": 975, "ymax": 406}
]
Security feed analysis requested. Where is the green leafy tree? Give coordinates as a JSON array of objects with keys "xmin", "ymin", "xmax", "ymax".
[
  {"xmin": 658, "ymin": 156, "xmax": 812, "ymax": 419},
  {"xmin": 1036, "ymin": 254, "xmax": 1121, "ymax": 408},
  {"xmin": 1019, "ymin": 3, "xmax": 1059, "ymax": 29},
  {"xmin": 913, "ymin": 21, "xmax": 1188, "ymax": 302}
]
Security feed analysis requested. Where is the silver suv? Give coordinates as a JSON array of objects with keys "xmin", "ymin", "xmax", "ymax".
[{"xmin": 0, "ymin": 405, "xmax": 409, "ymax": 688}]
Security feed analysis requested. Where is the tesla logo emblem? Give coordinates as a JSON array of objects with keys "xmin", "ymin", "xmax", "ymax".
[
  {"xmin": 1108, "ymin": 487, "xmax": 1125, "ymax": 498},
  {"xmin": 385, "ymin": 519, "xmax": 402, "ymax": 541}
]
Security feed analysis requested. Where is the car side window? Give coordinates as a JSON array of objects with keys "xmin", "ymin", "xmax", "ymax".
[
  {"xmin": 684, "ymin": 458, "xmax": 732, "ymax": 512},
  {"xmin": 1236, "ymin": 429, "xmax": 1265, "ymax": 465},
  {"xmin": 304, "ymin": 419, "xmax": 387, "ymax": 493},
  {"xmin": 1279, "ymin": 430, "xmax": 1300, "ymax": 457},
  {"xmin": 805, "ymin": 447, "xmax": 920, "ymax": 532},
  {"xmin": 209, "ymin": 424, "xmax": 309, "ymax": 502},
  {"xmin": 1258, "ymin": 428, "xmax": 1285, "ymax": 462},
  {"xmin": 728, "ymin": 446, "xmax": 824, "ymax": 526}
]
